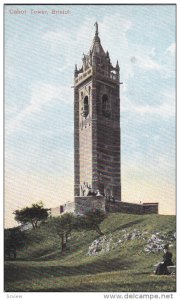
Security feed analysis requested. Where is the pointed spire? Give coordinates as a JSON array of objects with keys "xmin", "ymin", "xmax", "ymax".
[
  {"xmin": 89, "ymin": 50, "xmax": 92, "ymax": 64},
  {"xmin": 106, "ymin": 51, "xmax": 109, "ymax": 58},
  {"xmin": 90, "ymin": 22, "xmax": 105, "ymax": 57},
  {"xmin": 116, "ymin": 60, "xmax": 120, "ymax": 70},
  {"xmin": 94, "ymin": 21, "xmax": 99, "ymax": 36},
  {"xmin": 74, "ymin": 64, "xmax": 78, "ymax": 77}
]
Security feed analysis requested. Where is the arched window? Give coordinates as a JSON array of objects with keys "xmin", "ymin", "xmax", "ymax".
[
  {"xmin": 83, "ymin": 96, "xmax": 89, "ymax": 118},
  {"xmin": 102, "ymin": 94, "xmax": 110, "ymax": 118}
]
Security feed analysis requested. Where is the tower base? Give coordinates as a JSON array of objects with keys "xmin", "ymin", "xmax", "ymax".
[
  {"xmin": 75, "ymin": 196, "xmax": 106, "ymax": 214},
  {"xmin": 74, "ymin": 197, "xmax": 158, "ymax": 215}
]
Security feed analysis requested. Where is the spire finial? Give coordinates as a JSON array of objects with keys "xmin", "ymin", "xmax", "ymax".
[
  {"xmin": 94, "ymin": 22, "xmax": 98, "ymax": 35},
  {"xmin": 116, "ymin": 60, "xmax": 120, "ymax": 70},
  {"xmin": 74, "ymin": 64, "xmax": 78, "ymax": 77}
]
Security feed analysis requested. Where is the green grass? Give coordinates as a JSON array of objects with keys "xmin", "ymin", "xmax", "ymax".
[{"xmin": 4, "ymin": 213, "xmax": 176, "ymax": 292}]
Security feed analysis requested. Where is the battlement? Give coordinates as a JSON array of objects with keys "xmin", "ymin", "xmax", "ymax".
[
  {"xmin": 74, "ymin": 67, "xmax": 92, "ymax": 86},
  {"xmin": 74, "ymin": 66, "xmax": 119, "ymax": 87},
  {"xmin": 96, "ymin": 66, "xmax": 119, "ymax": 83}
]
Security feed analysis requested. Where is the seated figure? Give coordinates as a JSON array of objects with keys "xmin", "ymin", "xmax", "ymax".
[{"xmin": 155, "ymin": 244, "xmax": 174, "ymax": 275}]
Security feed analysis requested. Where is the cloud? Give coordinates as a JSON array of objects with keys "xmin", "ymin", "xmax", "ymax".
[
  {"xmin": 121, "ymin": 89, "xmax": 175, "ymax": 118},
  {"xmin": 43, "ymin": 30, "xmax": 75, "ymax": 56},
  {"xmin": 42, "ymin": 17, "xmax": 101, "ymax": 72},
  {"xmin": 159, "ymin": 43, "xmax": 176, "ymax": 78},
  {"xmin": 30, "ymin": 82, "xmax": 72, "ymax": 108},
  {"xmin": 42, "ymin": 14, "xmax": 133, "ymax": 76},
  {"xmin": 6, "ymin": 82, "xmax": 73, "ymax": 135},
  {"xmin": 98, "ymin": 16, "xmax": 174, "ymax": 81},
  {"xmin": 42, "ymin": 14, "xmax": 175, "ymax": 85},
  {"xmin": 127, "ymin": 44, "xmax": 175, "ymax": 75},
  {"xmin": 134, "ymin": 54, "xmax": 161, "ymax": 71},
  {"xmin": 100, "ymin": 18, "xmax": 153, "ymax": 74},
  {"xmin": 165, "ymin": 43, "xmax": 176, "ymax": 55}
]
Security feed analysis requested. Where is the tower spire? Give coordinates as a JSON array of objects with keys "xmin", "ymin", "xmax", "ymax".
[
  {"xmin": 94, "ymin": 21, "xmax": 99, "ymax": 36},
  {"xmin": 90, "ymin": 22, "xmax": 105, "ymax": 56},
  {"xmin": 116, "ymin": 60, "xmax": 120, "ymax": 70},
  {"xmin": 74, "ymin": 64, "xmax": 78, "ymax": 77}
]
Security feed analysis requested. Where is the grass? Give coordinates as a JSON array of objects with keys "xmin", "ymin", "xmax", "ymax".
[{"xmin": 4, "ymin": 213, "xmax": 176, "ymax": 292}]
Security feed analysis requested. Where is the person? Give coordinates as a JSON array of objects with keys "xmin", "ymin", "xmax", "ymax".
[{"xmin": 155, "ymin": 244, "xmax": 174, "ymax": 275}]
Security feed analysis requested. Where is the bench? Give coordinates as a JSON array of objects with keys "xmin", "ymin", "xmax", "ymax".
[
  {"xmin": 153, "ymin": 264, "xmax": 176, "ymax": 275},
  {"xmin": 167, "ymin": 265, "xmax": 176, "ymax": 275}
]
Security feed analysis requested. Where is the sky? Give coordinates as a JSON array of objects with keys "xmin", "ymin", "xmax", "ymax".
[{"xmin": 4, "ymin": 4, "xmax": 176, "ymax": 228}]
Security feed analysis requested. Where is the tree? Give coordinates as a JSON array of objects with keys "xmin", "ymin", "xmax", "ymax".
[
  {"xmin": 84, "ymin": 209, "xmax": 106, "ymax": 235},
  {"xmin": 74, "ymin": 209, "xmax": 106, "ymax": 236},
  {"xmin": 4, "ymin": 227, "xmax": 27, "ymax": 259},
  {"xmin": 13, "ymin": 201, "xmax": 50, "ymax": 229},
  {"xmin": 49, "ymin": 213, "xmax": 75, "ymax": 251}
]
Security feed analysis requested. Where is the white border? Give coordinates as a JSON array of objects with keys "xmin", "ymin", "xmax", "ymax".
[
  {"xmin": 1, "ymin": 0, "xmax": 178, "ymax": 4},
  {"xmin": 1, "ymin": 1, "xmax": 178, "ymax": 300}
]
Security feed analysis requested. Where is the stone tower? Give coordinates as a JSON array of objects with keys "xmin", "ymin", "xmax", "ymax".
[{"xmin": 74, "ymin": 23, "xmax": 121, "ymax": 210}]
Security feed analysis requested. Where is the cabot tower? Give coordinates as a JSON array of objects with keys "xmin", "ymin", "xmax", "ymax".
[{"xmin": 74, "ymin": 23, "xmax": 121, "ymax": 210}]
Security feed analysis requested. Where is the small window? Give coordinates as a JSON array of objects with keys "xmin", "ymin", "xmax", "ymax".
[
  {"xmin": 60, "ymin": 205, "xmax": 64, "ymax": 213},
  {"xmin": 102, "ymin": 94, "xmax": 110, "ymax": 118},
  {"xmin": 83, "ymin": 96, "xmax": 89, "ymax": 118}
]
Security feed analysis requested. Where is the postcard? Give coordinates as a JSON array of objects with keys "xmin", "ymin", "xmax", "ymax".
[{"xmin": 4, "ymin": 3, "xmax": 176, "ymax": 295}]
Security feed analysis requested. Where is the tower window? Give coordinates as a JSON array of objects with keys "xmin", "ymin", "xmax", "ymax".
[
  {"xmin": 83, "ymin": 96, "xmax": 89, "ymax": 118},
  {"xmin": 102, "ymin": 94, "xmax": 110, "ymax": 118}
]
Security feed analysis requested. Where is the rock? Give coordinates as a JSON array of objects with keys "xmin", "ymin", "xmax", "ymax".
[
  {"xmin": 143, "ymin": 231, "xmax": 176, "ymax": 253},
  {"xmin": 87, "ymin": 230, "xmax": 176, "ymax": 256},
  {"xmin": 87, "ymin": 235, "xmax": 113, "ymax": 256}
]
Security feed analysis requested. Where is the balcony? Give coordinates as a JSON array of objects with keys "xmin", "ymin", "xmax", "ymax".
[
  {"xmin": 75, "ymin": 68, "xmax": 92, "ymax": 86},
  {"xmin": 96, "ymin": 66, "xmax": 119, "ymax": 83},
  {"xmin": 74, "ymin": 66, "xmax": 119, "ymax": 87}
]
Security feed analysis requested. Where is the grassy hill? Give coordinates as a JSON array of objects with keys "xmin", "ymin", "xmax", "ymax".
[{"xmin": 4, "ymin": 213, "xmax": 176, "ymax": 292}]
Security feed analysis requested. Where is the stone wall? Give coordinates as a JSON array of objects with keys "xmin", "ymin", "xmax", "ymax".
[
  {"xmin": 64, "ymin": 202, "xmax": 75, "ymax": 213},
  {"xmin": 96, "ymin": 81, "xmax": 121, "ymax": 200},
  {"xmin": 75, "ymin": 197, "xmax": 158, "ymax": 215},
  {"xmin": 51, "ymin": 199, "xmax": 158, "ymax": 216},
  {"xmin": 75, "ymin": 196, "xmax": 106, "ymax": 214},
  {"xmin": 142, "ymin": 203, "xmax": 159, "ymax": 214},
  {"xmin": 50, "ymin": 202, "xmax": 75, "ymax": 217},
  {"xmin": 106, "ymin": 201, "xmax": 158, "ymax": 214}
]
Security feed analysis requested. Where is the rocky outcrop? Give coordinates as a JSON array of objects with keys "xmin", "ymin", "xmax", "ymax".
[{"xmin": 87, "ymin": 229, "xmax": 176, "ymax": 256}]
